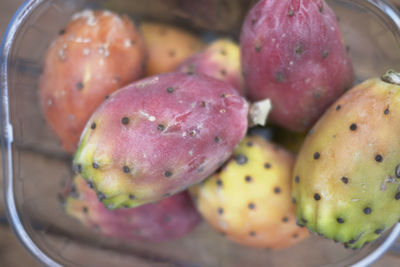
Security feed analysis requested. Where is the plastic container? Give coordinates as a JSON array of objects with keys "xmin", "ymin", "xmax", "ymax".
[{"xmin": 2, "ymin": 0, "xmax": 400, "ymax": 266}]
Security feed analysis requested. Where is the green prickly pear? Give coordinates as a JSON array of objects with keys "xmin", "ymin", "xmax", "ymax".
[{"xmin": 292, "ymin": 70, "xmax": 400, "ymax": 249}]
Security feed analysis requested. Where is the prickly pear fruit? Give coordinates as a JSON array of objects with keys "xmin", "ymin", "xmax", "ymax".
[
  {"xmin": 65, "ymin": 175, "xmax": 200, "ymax": 242},
  {"xmin": 240, "ymin": 0, "xmax": 354, "ymax": 132},
  {"xmin": 40, "ymin": 9, "xmax": 146, "ymax": 153},
  {"xmin": 73, "ymin": 72, "xmax": 249, "ymax": 209},
  {"xmin": 140, "ymin": 22, "xmax": 205, "ymax": 76},
  {"xmin": 177, "ymin": 39, "xmax": 245, "ymax": 95},
  {"xmin": 292, "ymin": 70, "xmax": 400, "ymax": 249},
  {"xmin": 190, "ymin": 136, "xmax": 309, "ymax": 249}
]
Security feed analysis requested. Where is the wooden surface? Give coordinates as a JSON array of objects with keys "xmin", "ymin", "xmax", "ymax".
[{"xmin": 0, "ymin": 0, "xmax": 400, "ymax": 266}]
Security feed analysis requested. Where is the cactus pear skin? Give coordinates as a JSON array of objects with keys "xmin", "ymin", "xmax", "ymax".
[
  {"xmin": 190, "ymin": 136, "xmax": 308, "ymax": 249},
  {"xmin": 240, "ymin": 0, "xmax": 354, "ymax": 132},
  {"xmin": 40, "ymin": 10, "xmax": 146, "ymax": 153},
  {"xmin": 65, "ymin": 176, "xmax": 200, "ymax": 242},
  {"xmin": 140, "ymin": 22, "xmax": 205, "ymax": 76},
  {"xmin": 292, "ymin": 74, "xmax": 400, "ymax": 249},
  {"xmin": 177, "ymin": 39, "xmax": 245, "ymax": 95},
  {"xmin": 73, "ymin": 72, "xmax": 249, "ymax": 209}
]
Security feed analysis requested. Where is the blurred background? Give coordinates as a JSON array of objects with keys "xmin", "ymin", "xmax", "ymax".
[{"xmin": 1, "ymin": 0, "xmax": 400, "ymax": 266}]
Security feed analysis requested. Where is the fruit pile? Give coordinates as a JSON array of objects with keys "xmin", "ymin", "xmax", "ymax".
[{"xmin": 40, "ymin": 0, "xmax": 400, "ymax": 250}]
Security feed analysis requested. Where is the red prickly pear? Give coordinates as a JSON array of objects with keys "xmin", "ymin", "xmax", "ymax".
[
  {"xmin": 240, "ymin": 0, "xmax": 354, "ymax": 132},
  {"xmin": 73, "ymin": 72, "xmax": 251, "ymax": 209},
  {"xmin": 40, "ymin": 9, "xmax": 146, "ymax": 153},
  {"xmin": 65, "ymin": 175, "xmax": 200, "ymax": 242}
]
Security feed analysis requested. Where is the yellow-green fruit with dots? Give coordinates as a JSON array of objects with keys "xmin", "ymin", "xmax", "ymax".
[
  {"xmin": 190, "ymin": 136, "xmax": 309, "ymax": 249},
  {"xmin": 292, "ymin": 70, "xmax": 400, "ymax": 249}
]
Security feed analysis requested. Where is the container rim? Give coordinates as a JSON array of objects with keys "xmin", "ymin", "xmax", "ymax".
[
  {"xmin": 1, "ymin": 1, "xmax": 400, "ymax": 267},
  {"xmin": 1, "ymin": 0, "xmax": 61, "ymax": 266}
]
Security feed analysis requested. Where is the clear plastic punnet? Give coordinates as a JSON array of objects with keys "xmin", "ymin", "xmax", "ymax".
[{"xmin": 2, "ymin": 1, "xmax": 400, "ymax": 266}]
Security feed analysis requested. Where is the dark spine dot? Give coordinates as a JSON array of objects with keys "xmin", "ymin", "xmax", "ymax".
[
  {"xmin": 341, "ymin": 177, "xmax": 349, "ymax": 184},
  {"xmin": 168, "ymin": 49, "xmax": 176, "ymax": 57},
  {"xmin": 220, "ymin": 69, "xmax": 227, "ymax": 76},
  {"xmin": 91, "ymin": 122, "xmax": 96, "ymax": 129},
  {"xmin": 129, "ymin": 194, "xmax": 135, "ymax": 200},
  {"xmin": 336, "ymin": 104, "xmax": 341, "ymax": 111},
  {"xmin": 395, "ymin": 192, "xmax": 400, "ymax": 200},
  {"xmin": 313, "ymin": 152, "xmax": 320, "ymax": 160},
  {"xmin": 274, "ymin": 187, "xmax": 281, "ymax": 194},
  {"xmin": 98, "ymin": 192, "xmax": 106, "ymax": 201},
  {"xmin": 293, "ymin": 233, "xmax": 299, "ymax": 239},
  {"xmin": 247, "ymin": 141, "xmax": 253, "ymax": 147},
  {"xmin": 337, "ymin": 218, "xmax": 344, "ymax": 224},
  {"xmin": 164, "ymin": 171, "xmax": 172, "ymax": 177},
  {"xmin": 220, "ymin": 49, "xmax": 227, "ymax": 55},
  {"xmin": 163, "ymin": 216, "xmax": 171, "ymax": 223},
  {"xmin": 301, "ymin": 218, "xmax": 308, "ymax": 224},
  {"xmin": 348, "ymin": 239, "xmax": 356, "ymax": 244},
  {"xmin": 214, "ymin": 136, "xmax": 221, "ymax": 143},
  {"xmin": 76, "ymin": 82, "xmax": 84, "ymax": 90},
  {"xmin": 59, "ymin": 29, "xmax": 66, "ymax": 35},
  {"xmin": 87, "ymin": 181, "xmax": 93, "ymax": 189},
  {"xmin": 375, "ymin": 154, "xmax": 383, "ymax": 162},
  {"xmin": 295, "ymin": 44, "xmax": 304, "ymax": 54},
  {"xmin": 216, "ymin": 179, "xmax": 223, "ymax": 187},
  {"xmin": 157, "ymin": 124, "xmax": 165, "ymax": 132},
  {"xmin": 92, "ymin": 162, "xmax": 99, "ymax": 169},
  {"xmin": 249, "ymin": 231, "xmax": 256, "ymax": 237},
  {"xmin": 363, "ymin": 207, "xmax": 372, "ymax": 215},
  {"xmin": 384, "ymin": 108, "xmax": 390, "ymax": 115},
  {"xmin": 322, "ymin": 50, "xmax": 329, "ymax": 58},
  {"xmin": 282, "ymin": 217, "xmax": 289, "ymax": 223},
  {"xmin": 288, "ymin": 9, "xmax": 294, "ymax": 16},
  {"xmin": 76, "ymin": 164, "xmax": 82, "ymax": 173},
  {"xmin": 396, "ymin": 165, "xmax": 400, "ymax": 178},
  {"xmin": 164, "ymin": 193, "xmax": 171, "ymax": 198},
  {"xmin": 234, "ymin": 154, "xmax": 248, "ymax": 165},
  {"xmin": 167, "ymin": 87, "xmax": 174, "ymax": 93},
  {"xmin": 375, "ymin": 229, "xmax": 384, "ymax": 235},
  {"xmin": 245, "ymin": 176, "xmax": 252, "ymax": 183},
  {"xmin": 295, "ymin": 176, "xmax": 300, "ymax": 183},
  {"xmin": 248, "ymin": 203, "xmax": 255, "ymax": 210},
  {"xmin": 275, "ymin": 72, "xmax": 285, "ymax": 83},
  {"xmin": 105, "ymin": 95, "xmax": 110, "ymax": 100},
  {"xmin": 314, "ymin": 193, "xmax": 321, "ymax": 201},
  {"xmin": 123, "ymin": 166, "xmax": 130, "ymax": 173},
  {"xmin": 82, "ymin": 206, "xmax": 88, "ymax": 213},
  {"xmin": 292, "ymin": 197, "xmax": 296, "ymax": 204},
  {"xmin": 255, "ymin": 45, "xmax": 261, "ymax": 52},
  {"xmin": 264, "ymin": 163, "xmax": 271, "ymax": 169},
  {"xmin": 218, "ymin": 207, "xmax": 224, "ymax": 215},
  {"xmin": 121, "ymin": 117, "xmax": 129, "ymax": 125},
  {"xmin": 349, "ymin": 123, "xmax": 357, "ymax": 131}
]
